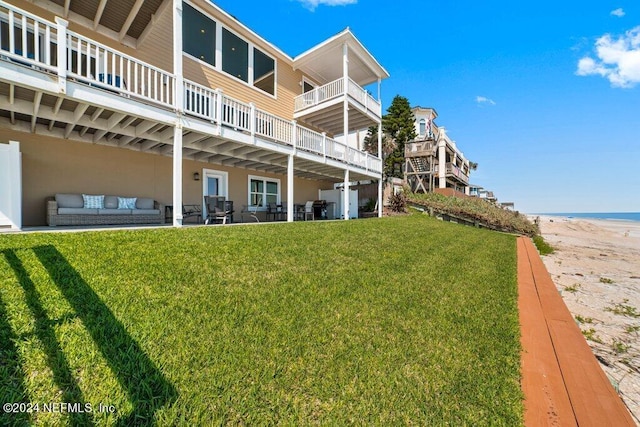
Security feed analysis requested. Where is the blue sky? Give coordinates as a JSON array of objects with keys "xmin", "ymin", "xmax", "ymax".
[{"xmin": 212, "ymin": 0, "xmax": 640, "ymax": 213}]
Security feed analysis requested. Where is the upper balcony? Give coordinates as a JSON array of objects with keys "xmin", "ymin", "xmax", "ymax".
[
  {"xmin": 292, "ymin": 29, "xmax": 388, "ymax": 136},
  {"xmin": 445, "ymin": 163, "xmax": 469, "ymax": 184},
  {"xmin": 293, "ymin": 77, "xmax": 381, "ymax": 134},
  {"xmin": 405, "ymin": 141, "xmax": 436, "ymax": 158}
]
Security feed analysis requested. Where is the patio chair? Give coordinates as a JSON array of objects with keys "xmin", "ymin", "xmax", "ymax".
[
  {"xmin": 304, "ymin": 201, "xmax": 314, "ymax": 221},
  {"xmin": 240, "ymin": 197, "xmax": 261, "ymax": 223},
  {"xmin": 204, "ymin": 195, "xmax": 230, "ymax": 225}
]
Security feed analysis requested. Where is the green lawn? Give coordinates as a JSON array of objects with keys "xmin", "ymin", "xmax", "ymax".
[{"xmin": 0, "ymin": 215, "xmax": 522, "ymax": 425}]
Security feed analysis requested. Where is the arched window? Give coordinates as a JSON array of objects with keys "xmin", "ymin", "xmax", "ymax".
[{"xmin": 419, "ymin": 119, "xmax": 426, "ymax": 136}]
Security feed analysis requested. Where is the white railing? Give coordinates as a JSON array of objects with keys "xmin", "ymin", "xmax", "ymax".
[
  {"xmin": 367, "ymin": 155, "xmax": 382, "ymax": 172},
  {"xmin": 184, "ymin": 81, "xmax": 217, "ymax": 121},
  {"xmin": 296, "ymin": 127, "xmax": 324, "ymax": 154},
  {"xmin": 220, "ymin": 95, "xmax": 251, "ymax": 131},
  {"xmin": 66, "ymin": 30, "xmax": 174, "ymax": 106},
  {"xmin": 347, "ymin": 78, "xmax": 381, "ymax": 114},
  {"xmin": 255, "ymin": 110, "xmax": 293, "ymax": 145},
  {"xmin": 325, "ymin": 137, "xmax": 348, "ymax": 162},
  {"xmin": 0, "ymin": 1, "xmax": 381, "ymax": 174},
  {"xmin": 0, "ymin": 2, "xmax": 58, "ymax": 72},
  {"xmin": 294, "ymin": 78, "xmax": 344, "ymax": 111}
]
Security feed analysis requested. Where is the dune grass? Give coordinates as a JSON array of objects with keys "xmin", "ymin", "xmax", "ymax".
[{"xmin": 0, "ymin": 215, "xmax": 522, "ymax": 425}]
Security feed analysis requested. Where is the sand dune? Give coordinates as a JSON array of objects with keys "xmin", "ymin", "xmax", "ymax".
[{"xmin": 537, "ymin": 216, "xmax": 640, "ymax": 423}]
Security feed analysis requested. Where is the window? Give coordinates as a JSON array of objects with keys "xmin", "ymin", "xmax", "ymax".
[
  {"xmin": 419, "ymin": 119, "xmax": 426, "ymax": 136},
  {"xmin": 222, "ymin": 28, "xmax": 248, "ymax": 82},
  {"xmin": 183, "ymin": 3, "xmax": 216, "ymax": 66},
  {"xmin": 181, "ymin": 4, "xmax": 277, "ymax": 96},
  {"xmin": 249, "ymin": 176, "xmax": 280, "ymax": 207},
  {"xmin": 303, "ymin": 78, "xmax": 315, "ymax": 93},
  {"xmin": 253, "ymin": 47, "xmax": 274, "ymax": 95}
]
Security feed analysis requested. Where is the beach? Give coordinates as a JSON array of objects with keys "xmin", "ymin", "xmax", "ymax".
[{"xmin": 537, "ymin": 215, "xmax": 640, "ymax": 423}]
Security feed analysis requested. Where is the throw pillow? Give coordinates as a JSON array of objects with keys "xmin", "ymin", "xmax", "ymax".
[
  {"xmin": 82, "ymin": 194, "xmax": 104, "ymax": 209},
  {"xmin": 118, "ymin": 197, "xmax": 137, "ymax": 210}
]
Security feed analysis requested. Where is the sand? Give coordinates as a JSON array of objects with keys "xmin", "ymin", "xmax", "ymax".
[{"xmin": 536, "ymin": 215, "xmax": 640, "ymax": 423}]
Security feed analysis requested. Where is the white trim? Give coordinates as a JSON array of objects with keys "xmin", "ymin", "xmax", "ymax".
[
  {"xmin": 301, "ymin": 76, "xmax": 317, "ymax": 94},
  {"xmin": 202, "ymin": 168, "xmax": 229, "ymax": 219},
  {"xmin": 0, "ymin": 141, "xmax": 22, "ymax": 230},
  {"xmin": 247, "ymin": 174, "xmax": 281, "ymax": 210}
]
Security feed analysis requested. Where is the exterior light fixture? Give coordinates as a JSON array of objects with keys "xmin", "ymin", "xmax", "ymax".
[{"xmin": 193, "ymin": 172, "xmax": 200, "ymax": 181}]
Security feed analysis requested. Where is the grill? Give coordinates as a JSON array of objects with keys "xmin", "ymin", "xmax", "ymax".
[{"xmin": 312, "ymin": 200, "xmax": 327, "ymax": 219}]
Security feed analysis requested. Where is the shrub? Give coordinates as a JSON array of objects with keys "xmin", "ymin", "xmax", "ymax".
[
  {"xmin": 407, "ymin": 192, "xmax": 539, "ymax": 236},
  {"xmin": 388, "ymin": 192, "xmax": 407, "ymax": 213}
]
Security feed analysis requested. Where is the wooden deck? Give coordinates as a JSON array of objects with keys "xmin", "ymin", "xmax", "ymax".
[{"xmin": 517, "ymin": 237, "xmax": 635, "ymax": 426}]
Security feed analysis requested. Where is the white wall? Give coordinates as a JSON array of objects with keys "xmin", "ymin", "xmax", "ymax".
[{"xmin": 0, "ymin": 141, "xmax": 22, "ymax": 230}]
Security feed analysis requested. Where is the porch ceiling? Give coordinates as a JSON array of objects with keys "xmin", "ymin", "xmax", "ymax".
[
  {"xmin": 293, "ymin": 29, "xmax": 389, "ymax": 87},
  {"xmin": 297, "ymin": 102, "xmax": 378, "ymax": 137},
  {"xmin": 0, "ymin": 80, "xmax": 372, "ymax": 183},
  {"xmin": 39, "ymin": 0, "xmax": 165, "ymax": 41}
]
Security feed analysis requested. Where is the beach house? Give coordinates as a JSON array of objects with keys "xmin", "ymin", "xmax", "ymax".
[
  {"xmin": 0, "ymin": 0, "xmax": 388, "ymax": 229},
  {"xmin": 404, "ymin": 107, "xmax": 471, "ymax": 196}
]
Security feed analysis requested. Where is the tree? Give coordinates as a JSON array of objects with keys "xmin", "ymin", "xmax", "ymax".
[
  {"xmin": 363, "ymin": 125, "xmax": 395, "ymax": 157},
  {"xmin": 381, "ymin": 95, "xmax": 416, "ymax": 179}
]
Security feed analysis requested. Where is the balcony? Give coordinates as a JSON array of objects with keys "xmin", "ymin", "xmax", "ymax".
[
  {"xmin": 446, "ymin": 163, "xmax": 469, "ymax": 184},
  {"xmin": 405, "ymin": 141, "xmax": 436, "ymax": 157},
  {"xmin": 293, "ymin": 77, "xmax": 381, "ymax": 135},
  {"xmin": 0, "ymin": 1, "xmax": 381, "ymax": 177}
]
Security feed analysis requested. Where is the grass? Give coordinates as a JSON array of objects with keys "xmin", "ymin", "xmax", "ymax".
[
  {"xmin": 605, "ymin": 300, "xmax": 640, "ymax": 318},
  {"xmin": 532, "ymin": 235, "xmax": 554, "ymax": 256},
  {"xmin": 0, "ymin": 215, "xmax": 523, "ymax": 425}
]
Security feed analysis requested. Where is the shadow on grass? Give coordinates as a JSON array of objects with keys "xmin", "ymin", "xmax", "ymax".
[
  {"xmin": 2, "ymin": 246, "xmax": 177, "ymax": 425},
  {"xmin": 0, "ymin": 288, "xmax": 30, "ymax": 426}
]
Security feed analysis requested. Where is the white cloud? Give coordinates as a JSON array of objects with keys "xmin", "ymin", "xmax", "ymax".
[
  {"xmin": 611, "ymin": 8, "xmax": 625, "ymax": 18},
  {"xmin": 476, "ymin": 96, "xmax": 496, "ymax": 106},
  {"xmin": 576, "ymin": 26, "xmax": 640, "ymax": 88},
  {"xmin": 296, "ymin": 0, "xmax": 357, "ymax": 11}
]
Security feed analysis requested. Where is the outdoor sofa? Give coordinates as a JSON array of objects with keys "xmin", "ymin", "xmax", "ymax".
[{"xmin": 47, "ymin": 193, "xmax": 164, "ymax": 226}]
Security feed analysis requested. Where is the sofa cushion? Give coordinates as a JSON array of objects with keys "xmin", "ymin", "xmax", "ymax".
[
  {"xmin": 98, "ymin": 209, "xmax": 132, "ymax": 215},
  {"xmin": 118, "ymin": 197, "xmax": 137, "ymax": 209},
  {"xmin": 131, "ymin": 209, "xmax": 160, "ymax": 215},
  {"xmin": 58, "ymin": 208, "xmax": 99, "ymax": 215},
  {"xmin": 104, "ymin": 196, "xmax": 118, "ymax": 209},
  {"xmin": 136, "ymin": 198, "xmax": 154, "ymax": 209},
  {"xmin": 82, "ymin": 194, "xmax": 105, "ymax": 209},
  {"xmin": 55, "ymin": 193, "xmax": 84, "ymax": 208}
]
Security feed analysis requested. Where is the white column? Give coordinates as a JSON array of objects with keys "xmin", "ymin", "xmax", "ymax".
[
  {"xmin": 342, "ymin": 42, "xmax": 351, "ymax": 220},
  {"xmin": 287, "ymin": 154, "xmax": 294, "ymax": 222},
  {"xmin": 343, "ymin": 169, "xmax": 350, "ymax": 220},
  {"xmin": 438, "ymin": 141, "xmax": 446, "ymax": 189},
  {"xmin": 172, "ymin": 0, "xmax": 184, "ymax": 227},
  {"xmin": 377, "ymin": 121, "xmax": 383, "ymax": 217},
  {"xmin": 173, "ymin": 0, "xmax": 184, "ymax": 112},
  {"xmin": 172, "ymin": 124, "xmax": 183, "ymax": 226},
  {"xmin": 55, "ymin": 17, "xmax": 68, "ymax": 94}
]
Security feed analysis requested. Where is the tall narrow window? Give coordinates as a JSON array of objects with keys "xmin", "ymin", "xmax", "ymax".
[
  {"xmin": 222, "ymin": 28, "xmax": 248, "ymax": 82},
  {"xmin": 419, "ymin": 119, "xmax": 426, "ymax": 136},
  {"xmin": 253, "ymin": 47, "xmax": 275, "ymax": 95},
  {"xmin": 183, "ymin": 3, "xmax": 216, "ymax": 66}
]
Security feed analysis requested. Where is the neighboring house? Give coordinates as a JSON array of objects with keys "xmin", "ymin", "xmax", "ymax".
[
  {"xmin": 0, "ymin": 0, "xmax": 388, "ymax": 228},
  {"xmin": 404, "ymin": 107, "xmax": 471, "ymax": 196}
]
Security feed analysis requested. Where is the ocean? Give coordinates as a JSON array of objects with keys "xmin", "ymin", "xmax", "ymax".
[{"xmin": 542, "ymin": 212, "xmax": 640, "ymax": 222}]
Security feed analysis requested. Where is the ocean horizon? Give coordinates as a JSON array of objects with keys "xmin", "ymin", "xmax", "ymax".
[{"xmin": 537, "ymin": 212, "xmax": 640, "ymax": 222}]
